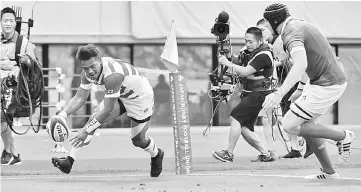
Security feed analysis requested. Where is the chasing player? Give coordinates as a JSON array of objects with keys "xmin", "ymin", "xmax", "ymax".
[
  {"xmin": 262, "ymin": 3, "xmax": 354, "ymax": 179},
  {"xmin": 49, "ymin": 44, "xmax": 164, "ymax": 177}
]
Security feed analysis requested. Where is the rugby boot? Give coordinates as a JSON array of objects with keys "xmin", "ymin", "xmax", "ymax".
[
  {"xmin": 281, "ymin": 149, "xmax": 302, "ymax": 159},
  {"xmin": 303, "ymin": 144, "xmax": 314, "ymax": 159},
  {"xmin": 9, "ymin": 154, "xmax": 22, "ymax": 165},
  {"xmin": 212, "ymin": 149, "xmax": 234, "ymax": 162},
  {"xmin": 251, "ymin": 150, "xmax": 276, "ymax": 162},
  {"xmin": 304, "ymin": 168, "xmax": 340, "ymax": 179},
  {"xmin": 1, "ymin": 150, "xmax": 13, "ymax": 165},
  {"xmin": 52, "ymin": 156, "xmax": 74, "ymax": 174},
  {"xmin": 337, "ymin": 130, "xmax": 355, "ymax": 163},
  {"xmin": 150, "ymin": 148, "xmax": 164, "ymax": 177}
]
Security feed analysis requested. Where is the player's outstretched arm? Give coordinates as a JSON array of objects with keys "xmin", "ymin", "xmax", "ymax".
[
  {"xmin": 57, "ymin": 71, "xmax": 92, "ymax": 119},
  {"xmin": 62, "ymin": 87, "xmax": 91, "ymax": 117},
  {"xmin": 83, "ymin": 73, "xmax": 124, "ymax": 134}
]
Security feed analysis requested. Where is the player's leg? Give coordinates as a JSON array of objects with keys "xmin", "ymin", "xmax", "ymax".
[
  {"xmin": 304, "ymin": 141, "xmax": 314, "ymax": 158},
  {"xmin": 283, "ymin": 83, "xmax": 352, "ymax": 179},
  {"xmin": 284, "ymin": 84, "xmax": 353, "ymax": 161},
  {"xmin": 283, "ymin": 104, "xmax": 337, "ymax": 175},
  {"xmin": 125, "ymin": 91, "xmax": 164, "ymax": 177},
  {"xmin": 129, "ymin": 117, "xmax": 164, "ymax": 177},
  {"xmin": 52, "ymin": 99, "xmax": 125, "ymax": 174}
]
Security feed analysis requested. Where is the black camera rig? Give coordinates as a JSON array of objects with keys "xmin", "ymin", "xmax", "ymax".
[
  {"xmin": 204, "ymin": 11, "xmax": 241, "ymax": 137},
  {"xmin": 208, "ymin": 11, "xmax": 239, "ymax": 103}
]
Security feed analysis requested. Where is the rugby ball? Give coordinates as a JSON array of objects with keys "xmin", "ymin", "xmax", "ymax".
[{"xmin": 47, "ymin": 116, "xmax": 69, "ymax": 142}]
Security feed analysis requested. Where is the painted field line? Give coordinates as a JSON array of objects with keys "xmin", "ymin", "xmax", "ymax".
[
  {"xmin": 192, "ymin": 172, "xmax": 361, "ymax": 181},
  {"xmin": 2, "ymin": 172, "xmax": 361, "ymax": 181}
]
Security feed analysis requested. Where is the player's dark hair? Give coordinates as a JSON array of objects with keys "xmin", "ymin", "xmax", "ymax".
[
  {"xmin": 1, "ymin": 7, "xmax": 16, "ymax": 19},
  {"xmin": 246, "ymin": 27, "xmax": 263, "ymax": 40},
  {"xmin": 76, "ymin": 44, "xmax": 100, "ymax": 61},
  {"xmin": 256, "ymin": 18, "xmax": 266, "ymax": 26}
]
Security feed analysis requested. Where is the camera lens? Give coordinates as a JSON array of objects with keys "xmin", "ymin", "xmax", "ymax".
[{"xmin": 218, "ymin": 27, "xmax": 225, "ymax": 33}]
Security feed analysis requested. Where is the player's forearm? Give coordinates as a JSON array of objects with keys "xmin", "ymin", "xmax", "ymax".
[
  {"xmin": 62, "ymin": 96, "xmax": 87, "ymax": 117},
  {"xmin": 278, "ymin": 60, "xmax": 307, "ymax": 96},
  {"xmin": 277, "ymin": 48, "xmax": 308, "ymax": 96},
  {"xmin": 94, "ymin": 108, "xmax": 112, "ymax": 124},
  {"xmin": 83, "ymin": 108, "xmax": 112, "ymax": 133}
]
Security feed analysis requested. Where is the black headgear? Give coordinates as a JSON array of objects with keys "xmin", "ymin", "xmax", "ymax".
[{"xmin": 263, "ymin": 3, "xmax": 290, "ymax": 35}]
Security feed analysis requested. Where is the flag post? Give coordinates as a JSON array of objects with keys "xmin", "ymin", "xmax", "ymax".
[{"xmin": 160, "ymin": 20, "xmax": 193, "ymax": 175}]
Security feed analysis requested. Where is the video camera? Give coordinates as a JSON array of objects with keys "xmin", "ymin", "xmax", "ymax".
[
  {"xmin": 211, "ymin": 11, "xmax": 230, "ymax": 40},
  {"xmin": 211, "ymin": 11, "xmax": 231, "ymax": 57},
  {"xmin": 208, "ymin": 11, "xmax": 237, "ymax": 102}
]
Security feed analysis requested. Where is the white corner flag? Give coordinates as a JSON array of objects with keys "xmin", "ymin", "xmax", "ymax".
[{"xmin": 161, "ymin": 20, "xmax": 179, "ymax": 73}]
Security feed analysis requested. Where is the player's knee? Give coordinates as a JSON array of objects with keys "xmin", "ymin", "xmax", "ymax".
[
  {"xmin": 131, "ymin": 137, "xmax": 148, "ymax": 148},
  {"xmin": 282, "ymin": 117, "xmax": 298, "ymax": 135}
]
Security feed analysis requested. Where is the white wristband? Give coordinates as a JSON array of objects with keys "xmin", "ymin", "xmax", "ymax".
[
  {"xmin": 58, "ymin": 111, "xmax": 68, "ymax": 119},
  {"xmin": 298, "ymin": 81, "xmax": 306, "ymax": 90},
  {"xmin": 84, "ymin": 119, "xmax": 101, "ymax": 134}
]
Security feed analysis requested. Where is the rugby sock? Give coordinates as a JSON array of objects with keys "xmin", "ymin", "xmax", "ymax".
[
  {"xmin": 299, "ymin": 121, "xmax": 346, "ymax": 141},
  {"xmin": 68, "ymin": 135, "xmax": 93, "ymax": 160},
  {"xmin": 69, "ymin": 147, "xmax": 80, "ymax": 160},
  {"xmin": 290, "ymin": 135, "xmax": 301, "ymax": 151},
  {"xmin": 305, "ymin": 137, "xmax": 335, "ymax": 174},
  {"xmin": 144, "ymin": 137, "xmax": 159, "ymax": 158}
]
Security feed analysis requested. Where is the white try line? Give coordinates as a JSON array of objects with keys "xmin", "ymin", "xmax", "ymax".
[{"xmin": 2, "ymin": 172, "xmax": 361, "ymax": 181}]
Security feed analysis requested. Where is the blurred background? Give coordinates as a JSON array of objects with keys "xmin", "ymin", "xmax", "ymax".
[{"xmin": 2, "ymin": 1, "xmax": 361, "ymax": 129}]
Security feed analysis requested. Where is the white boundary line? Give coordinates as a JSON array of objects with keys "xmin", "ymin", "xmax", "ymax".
[{"xmin": 2, "ymin": 172, "xmax": 361, "ymax": 181}]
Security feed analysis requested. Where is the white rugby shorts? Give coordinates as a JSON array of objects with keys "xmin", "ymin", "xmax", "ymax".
[
  {"xmin": 290, "ymin": 82, "xmax": 347, "ymax": 120},
  {"xmin": 119, "ymin": 77, "xmax": 154, "ymax": 121}
]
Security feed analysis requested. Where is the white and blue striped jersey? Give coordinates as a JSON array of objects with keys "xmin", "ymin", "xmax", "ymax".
[{"xmin": 80, "ymin": 57, "xmax": 153, "ymax": 100}]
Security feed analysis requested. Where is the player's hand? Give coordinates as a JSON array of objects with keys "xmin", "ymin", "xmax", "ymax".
[
  {"xmin": 219, "ymin": 55, "xmax": 231, "ymax": 67},
  {"xmin": 289, "ymin": 90, "xmax": 302, "ymax": 103},
  {"xmin": 69, "ymin": 129, "xmax": 89, "ymax": 148},
  {"xmin": 263, "ymin": 92, "xmax": 283, "ymax": 112}
]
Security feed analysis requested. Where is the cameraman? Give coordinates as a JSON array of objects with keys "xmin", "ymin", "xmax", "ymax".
[
  {"xmin": 1, "ymin": 7, "xmax": 37, "ymax": 165},
  {"xmin": 212, "ymin": 27, "xmax": 276, "ymax": 163}
]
